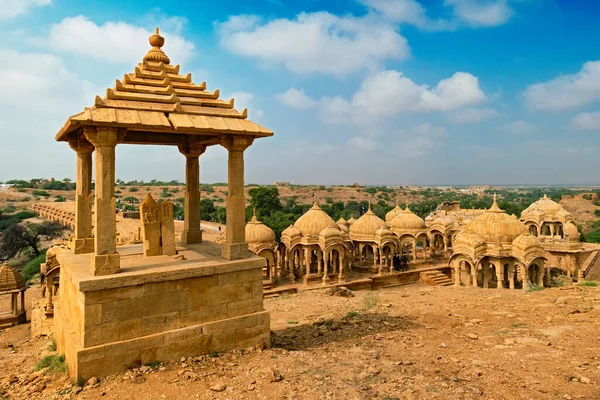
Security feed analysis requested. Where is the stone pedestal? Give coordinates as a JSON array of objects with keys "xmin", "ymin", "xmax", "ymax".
[{"xmin": 54, "ymin": 243, "xmax": 269, "ymax": 381}]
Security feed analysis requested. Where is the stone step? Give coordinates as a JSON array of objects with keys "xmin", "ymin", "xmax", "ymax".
[{"xmin": 420, "ymin": 271, "xmax": 452, "ymax": 287}]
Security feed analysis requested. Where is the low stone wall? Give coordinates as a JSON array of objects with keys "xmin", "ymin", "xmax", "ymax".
[{"xmin": 30, "ymin": 203, "xmax": 75, "ymax": 229}]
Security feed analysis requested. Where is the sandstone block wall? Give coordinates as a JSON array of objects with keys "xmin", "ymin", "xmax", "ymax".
[{"xmin": 55, "ymin": 256, "xmax": 269, "ymax": 380}]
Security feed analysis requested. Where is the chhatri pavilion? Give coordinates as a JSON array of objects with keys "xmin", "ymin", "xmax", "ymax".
[
  {"xmin": 50, "ymin": 28, "xmax": 273, "ymax": 380},
  {"xmin": 450, "ymin": 195, "xmax": 547, "ymax": 290}
]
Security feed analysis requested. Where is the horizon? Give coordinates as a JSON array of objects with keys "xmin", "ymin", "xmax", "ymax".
[{"xmin": 1, "ymin": 0, "xmax": 599, "ymax": 185}]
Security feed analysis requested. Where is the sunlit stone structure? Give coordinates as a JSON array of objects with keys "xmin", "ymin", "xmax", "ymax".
[
  {"xmin": 449, "ymin": 195, "xmax": 546, "ymax": 290},
  {"xmin": 51, "ymin": 28, "xmax": 273, "ymax": 380}
]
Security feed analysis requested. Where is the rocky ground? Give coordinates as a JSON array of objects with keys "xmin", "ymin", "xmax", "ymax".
[{"xmin": 1, "ymin": 284, "xmax": 600, "ymax": 399}]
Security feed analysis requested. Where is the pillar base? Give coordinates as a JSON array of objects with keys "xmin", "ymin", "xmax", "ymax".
[
  {"xmin": 70, "ymin": 238, "xmax": 94, "ymax": 254},
  {"xmin": 90, "ymin": 253, "xmax": 120, "ymax": 276},
  {"xmin": 221, "ymin": 242, "xmax": 249, "ymax": 260},
  {"xmin": 181, "ymin": 229, "xmax": 203, "ymax": 244}
]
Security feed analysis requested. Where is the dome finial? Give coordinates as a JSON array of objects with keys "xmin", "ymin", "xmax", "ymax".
[
  {"xmin": 143, "ymin": 27, "xmax": 171, "ymax": 64},
  {"xmin": 489, "ymin": 193, "xmax": 502, "ymax": 212}
]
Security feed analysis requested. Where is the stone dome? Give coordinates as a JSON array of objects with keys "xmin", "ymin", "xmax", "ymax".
[
  {"xmin": 336, "ymin": 217, "xmax": 349, "ymax": 227},
  {"xmin": 390, "ymin": 205, "xmax": 426, "ymax": 231},
  {"xmin": 0, "ymin": 262, "xmax": 26, "ymax": 291},
  {"xmin": 564, "ymin": 222, "xmax": 580, "ymax": 242},
  {"xmin": 521, "ymin": 195, "xmax": 564, "ymax": 219},
  {"xmin": 512, "ymin": 232, "xmax": 542, "ymax": 251},
  {"xmin": 347, "ymin": 216, "xmax": 357, "ymax": 225},
  {"xmin": 463, "ymin": 195, "xmax": 527, "ymax": 243},
  {"xmin": 319, "ymin": 226, "xmax": 343, "ymax": 240},
  {"xmin": 431, "ymin": 215, "xmax": 455, "ymax": 230},
  {"xmin": 385, "ymin": 202, "xmax": 403, "ymax": 224},
  {"xmin": 350, "ymin": 205, "xmax": 387, "ymax": 237},
  {"xmin": 245, "ymin": 212, "xmax": 276, "ymax": 246},
  {"xmin": 294, "ymin": 201, "xmax": 337, "ymax": 236},
  {"xmin": 281, "ymin": 225, "xmax": 301, "ymax": 240}
]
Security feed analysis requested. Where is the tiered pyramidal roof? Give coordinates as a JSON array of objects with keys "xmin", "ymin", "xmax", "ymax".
[
  {"xmin": 0, "ymin": 262, "xmax": 26, "ymax": 292},
  {"xmin": 56, "ymin": 28, "xmax": 272, "ymax": 144}
]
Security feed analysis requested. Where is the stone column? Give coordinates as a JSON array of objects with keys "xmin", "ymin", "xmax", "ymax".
[
  {"xmin": 495, "ymin": 263, "xmax": 504, "ymax": 289},
  {"xmin": 317, "ymin": 251, "xmax": 323, "ymax": 276},
  {"xmin": 508, "ymin": 264, "xmax": 515, "ymax": 289},
  {"xmin": 538, "ymin": 265, "xmax": 546, "ymax": 287},
  {"xmin": 84, "ymin": 126, "xmax": 122, "ymax": 276},
  {"xmin": 178, "ymin": 143, "xmax": 206, "ymax": 244},
  {"xmin": 472, "ymin": 266, "xmax": 478, "ymax": 287},
  {"xmin": 287, "ymin": 249, "xmax": 295, "ymax": 283},
  {"xmin": 521, "ymin": 265, "xmax": 530, "ymax": 291},
  {"xmin": 482, "ymin": 261, "xmax": 489, "ymax": 288},
  {"xmin": 338, "ymin": 254, "xmax": 345, "ymax": 283},
  {"xmin": 68, "ymin": 139, "xmax": 94, "ymax": 254},
  {"xmin": 453, "ymin": 264, "xmax": 461, "ymax": 286},
  {"xmin": 323, "ymin": 252, "xmax": 330, "ymax": 284},
  {"xmin": 220, "ymin": 136, "xmax": 254, "ymax": 260},
  {"xmin": 303, "ymin": 247, "xmax": 311, "ymax": 284}
]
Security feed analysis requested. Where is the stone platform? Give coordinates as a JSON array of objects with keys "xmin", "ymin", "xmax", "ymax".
[{"xmin": 54, "ymin": 242, "xmax": 269, "ymax": 380}]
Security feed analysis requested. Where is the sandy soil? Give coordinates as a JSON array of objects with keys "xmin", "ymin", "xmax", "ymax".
[
  {"xmin": 561, "ymin": 194, "xmax": 600, "ymax": 232},
  {"xmin": 1, "ymin": 283, "xmax": 599, "ymax": 399}
]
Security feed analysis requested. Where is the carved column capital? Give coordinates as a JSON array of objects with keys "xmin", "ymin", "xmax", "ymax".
[
  {"xmin": 220, "ymin": 136, "xmax": 254, "ymax": 152},
  {"xmin": 83, "ymin": 126, "xmax": 126, "ymax": 147},
  {"xmin": 178, "ymin": 142, "xmax": 207, "ymax": 158},
  {"xmin": 68, "ymin": 138, "xmax": 94, "ymax": 154}
]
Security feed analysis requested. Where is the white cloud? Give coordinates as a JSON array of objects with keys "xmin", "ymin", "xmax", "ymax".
[
  {"xmin": 228, "ymin": 91, "xmax": 264, "ymax": 120},
  {"xmin": 353, "ymin": 70, "xmax": 486, "ymax": 115},
  {"xmin": 216, "ymin": 12, "xmax": 409, "ymax": 75},
  {"xmin": 348, "ymin": 136, "xmax": 380, "ymax": 152},
  {"xmin": 41, "ymin": 15, "xmax": 196, "ymax": 65},
  {"xmin": 447, "ymin": 107, "xmax": 500, "ymax": 124},
  {"xmin": 501, "ymin": 120, "xmax": 537, "ymax": 135},
  {"xmin": 276, "ymin": 88, "xmax": 318, "ymax": 109},
  {"xmin": 445, "ymin": 0, "xmax": 513, "ymax": 27},
  {"xmin": 523, "ymin": 60, "xmax": 600, "ymax": 111},
  {"xmin": 361, "ymin": 0, "xmax": 515, "ymax": 29},
  {"xmin": 0, "ymin": 49, "xmax": 97, "ymax": 115},
  {"xmin": 279, "ymin": 70, "xmax": 485, "ymax": 124},
  {"xmin": 396, "ymin": 124, "xmax": 448, "ymax": 157},
  {"xmin": 0, "ymin": 48, "xmax": 100, "ymax": 180},
  {"xmin": 0, "ymin": 0, "xmax": 51, "ymax": 19},
  {"xmin": 570, "ymin": 111, "xmax": 600, "ymax": 131}
]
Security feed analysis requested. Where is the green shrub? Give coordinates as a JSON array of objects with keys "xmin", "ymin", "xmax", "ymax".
[
  {"xmin": 22, "ymin": 250, "xmax": 47, "ymax": 283},
  {"xmin": 527, "ymin": 284, "xmax": 545, "ymax": 292},
  {"xmin": 594, "ymin": 210, "xmax": 600, "ymax": 217},
  {"xmin": 128, "ymin": 187, "xmax": 139, "ymax": 192},
  {"xmin": 578, "ymin": 281, "xmax": 598, "ymax": 287},
  {"xmin": 34, "ymin": 354, "xmax": 67, "ymax": 373},
  {"xmin": 32, "ymin": 190, "xmax": 50, "ymax": 197}
]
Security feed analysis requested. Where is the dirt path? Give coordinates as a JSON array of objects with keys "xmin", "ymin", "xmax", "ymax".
[{"xmin": 1, "ymin": 284, "xmax": 599, "ymax": 399}]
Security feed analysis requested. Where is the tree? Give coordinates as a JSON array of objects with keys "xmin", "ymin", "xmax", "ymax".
[
  {"xmin": 123, "ymin": 196, "xmax": 139, "ymax": 206},
  {"xmin": 248, "ymin": 186, "xmax": 282, "ymax": 218},
  {"xmin": 200, "ymin": 199, "xmax": 217, "ymax": 220},
  {"xmin": 0, "ymin": 222, "xmax": 64, "ymax": 261}
]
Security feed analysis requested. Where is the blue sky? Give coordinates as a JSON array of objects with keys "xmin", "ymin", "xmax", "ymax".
[{"xmin": 1, "ymin": 0, "xmax": 599, "ymax": 185}]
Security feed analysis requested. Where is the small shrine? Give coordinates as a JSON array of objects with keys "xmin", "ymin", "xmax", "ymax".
[
  {"xmin": 0, "ymin": 262, "xmax": 27, "ymax": 327},
  {"xmin": 50, "ymin": 28, "xmax": 273, "ymax": 380}
]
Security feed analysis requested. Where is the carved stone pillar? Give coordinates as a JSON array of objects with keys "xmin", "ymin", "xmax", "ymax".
[
  {"xmin": 220, "ymin": 136, "xmax": 253, "ymax": 259},
  {"xmin": 338, "ymin": 253, "xmax": 345, "ymax": 283},
  {"xmin": 69, "ymin": 138, "xmax": 94, "ymax": 254},
  {"xmin": 508, "ymin": 264, "xmax": 515, "ymax": 289},
  {"xmin": 495, "ymin": 263, "xmax": 504, "ymax": 289},
  {"xmin": 178, "ymin": 143, "xmax": 206, "ymax": 244},
  {"xmin": 84, "ymin": 126, "xmax": 123, "ymax": 276},
  {"xmin": 482, "ymin": 261, "xmax": 489, "ymax": 288},
  {"xmin": 287, "ymin": 249, "xmax": 295, "ymax": 283},
  {"xmin": 303, "ymin": 247, "xmax": 311, "ymax": 284},
  {"xmin": 322, "ymin": 251, "xmax": 330, "ymax": 285},
  {"xmin": 317, "ymin": 251, "xmax": 323, "ymax": 276}
]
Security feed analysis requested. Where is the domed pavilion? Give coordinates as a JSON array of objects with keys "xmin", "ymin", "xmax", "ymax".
[
  {"xmin": 349, "ymin": 204, "xmax": 397, "ymax": 273},
  {"xmin": 520, "ymin": 195, "xmax": 585, "ymax": 279},
  {"xmin": 450, "ymin": 195, "xmax": 547, "ymax": 290},
  {"xmin": 280, "ymin": 199, "xmax": 346, "ymax": 284},
  {"xmin": 389, "ymin": 205, "xmax": 428, "ymax": 261},
  {"xmin": 0, "ymin": 261, "xmax": 27, "ymax": 326},
  {"xmin": 246, "ymin": 210, "xmax": 278, "ymax": 284}
]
